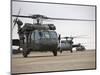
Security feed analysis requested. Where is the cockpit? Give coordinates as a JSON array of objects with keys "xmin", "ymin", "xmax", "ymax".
[{"xmin": 31, "ymin": 30, "xmax": 58, "ymax": 41}]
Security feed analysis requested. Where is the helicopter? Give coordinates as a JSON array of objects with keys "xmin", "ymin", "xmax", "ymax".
[
  {"xmin": 12, "ymin": 10, "xmax": 94, "ymax": 57},
  {"xmin": 74, "ymin": 43, "xmax": 86, "ymax": 51},
  {"xmin": 12, "ymin": 13, "xmax": 61, "ymax": 57},
  {"xmin": 58, "ymin": 35, "xmax": 86, "ymax": 53}
]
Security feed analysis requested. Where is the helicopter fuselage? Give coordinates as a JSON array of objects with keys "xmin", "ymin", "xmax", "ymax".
[
  {"xmin": 16, "ymin": 22, "xmax": 59, "ymax": 57},
  {"xmin": 22, "ymin": 30, "xmax": 58, "ymax": 51}
]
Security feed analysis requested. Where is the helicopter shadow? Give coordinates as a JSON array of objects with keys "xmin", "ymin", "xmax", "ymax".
[
  {"xmin": 13, "ymin": 54, "xmax": 54, "ymax": 59},
  {"xmin": 27, "ymin": 55, "xmax": 54, "ymax": 58}
]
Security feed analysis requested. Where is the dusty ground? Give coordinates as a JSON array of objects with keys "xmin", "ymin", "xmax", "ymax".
[{"xmin": 12, "ymin": 50, "xmax": 96, "ymax": 74}]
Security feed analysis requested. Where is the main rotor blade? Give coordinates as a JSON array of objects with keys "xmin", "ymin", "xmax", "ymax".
[
  {"xmin": 12, "ymin": 15, "xmax": 32, "ymax": 18},
  {"xmin": 61, "ymin": 35, "xmax": 88, "ymax": 39},
  {"xmin": 12, "ymin": 15, "xmax": 95, "ymax": 21},
  {"xmin": 47, "ymin": 17, "xmax": 95, "ymax": 21}
]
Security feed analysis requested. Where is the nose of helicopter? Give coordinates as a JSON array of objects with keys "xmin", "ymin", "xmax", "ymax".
[{"xmin": 39, "ymin": 38, "xmax": 58, "ymax": 50}]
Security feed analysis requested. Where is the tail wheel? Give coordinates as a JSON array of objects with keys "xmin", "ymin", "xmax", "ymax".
[{"xmin": 52, "ymin": 50, "xmax": 57, "ymax": 56}]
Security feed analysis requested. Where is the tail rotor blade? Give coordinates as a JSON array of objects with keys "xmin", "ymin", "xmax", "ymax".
[{"xmin": 12, "ymin": 8, "xmax": 21, "ymax": 30}]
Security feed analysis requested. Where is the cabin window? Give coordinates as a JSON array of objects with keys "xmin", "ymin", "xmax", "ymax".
[
  {"xmin": 28, "ymin": 33, "xmax": 32, "ymax": 43},
  {"xmin": 35, "ymin": 30, "xmax": 40, "ymax": 40},
  {"xmin": 24, "ymin": 35, "xmax": 26, "ymax": 43},
  {"xmin": 31, "ymin": 31, "xmax": 35, "ymax": 40}
]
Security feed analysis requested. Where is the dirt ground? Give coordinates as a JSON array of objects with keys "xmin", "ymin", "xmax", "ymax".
[{"xmin": 11, "ymin": 50, "xmax": 96, "ymax": 74}]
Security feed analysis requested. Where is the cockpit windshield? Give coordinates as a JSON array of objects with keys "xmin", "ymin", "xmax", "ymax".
[
  {"xmin": 32, "ymin": 30, "xmax": 57, "ymax": 40},
  {"xmin": 39, "ymin": 31, "xmax": 57, "ymax": 39},
  {"xmin": 44, "ymin": 32, "xmax": 50, "ymax": 38},
  {"xmin": 49, "ymin": 31, "xmax": 57, "ymax": 38},
  {"xmin": 39, "ymin": 31, "xmax": 50, "ymax": 39}
]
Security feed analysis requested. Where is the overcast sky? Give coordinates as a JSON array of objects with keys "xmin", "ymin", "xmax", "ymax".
[{"xmin": 12, "ymin": 1, "xmax": 96, "ymax": 49}]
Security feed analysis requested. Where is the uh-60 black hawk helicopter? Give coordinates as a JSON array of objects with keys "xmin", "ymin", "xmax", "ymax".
[
  {"xmin": 59, "ymin": 36, "xmax": 86, "ymax": 53},
  {"xmin": 12, "ymin": 11, "xmax": 94, "ymax": 57},
  {"xmin": 12, "ymin": 14, "xmax": 61, "ymax": 57}
]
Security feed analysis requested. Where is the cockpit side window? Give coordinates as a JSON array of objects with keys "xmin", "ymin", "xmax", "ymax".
[{"xmin": 31, "ymin": 31, "xmax": 35, "ymax": 40}]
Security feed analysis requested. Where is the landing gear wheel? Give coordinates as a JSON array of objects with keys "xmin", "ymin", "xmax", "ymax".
[
  {"xmin": 23, "ymin": 50, "xmax": 28, "ymax": 57},
  {"xmin": 53, "ymin": 50, "xmax": 57, "ymax": 56},
  {"xmin": 60, "ymin": 50, "xmax": 62, "ymax": 53},
  {"xmin": 70, "ymin": 50, "xmax": 73, "ymax": 53},
  {"xmin": 22, "ymin": 48, "xmax": 30, "ymax": 58}
]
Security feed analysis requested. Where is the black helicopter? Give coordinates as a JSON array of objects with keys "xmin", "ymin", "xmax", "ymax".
[
  {"xmin": 12, "ymin": 10, "xmax": 94, "ymax": 57},
  {"xmin": 58, "ymin": 36, "xmax": 86, "ymax": 53},
  {"xmin": 74, "ymin": 43, "xmax": 86, "ymax": 51},
  {"xmin": 12, "ymin": 13, "xmax": 61, "ymax": 57}
]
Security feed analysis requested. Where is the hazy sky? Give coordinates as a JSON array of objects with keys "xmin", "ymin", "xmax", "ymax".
[{"xmin": 12, "ymin": 1, "xmax": 96, "ymax": 49}]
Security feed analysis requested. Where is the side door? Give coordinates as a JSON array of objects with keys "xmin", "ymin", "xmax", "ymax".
[{"xmin": 31, "ymin": 31, "xmax": 35, "ymax": 49}]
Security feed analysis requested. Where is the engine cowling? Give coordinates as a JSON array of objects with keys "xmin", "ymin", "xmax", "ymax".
[
  {"xmin": 22, "ymin": 23, "xmax": 56, "ymax": 31},
  {"xmin": 48, "ymin": 24, "xmax": 56, "ymax": 30}
]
